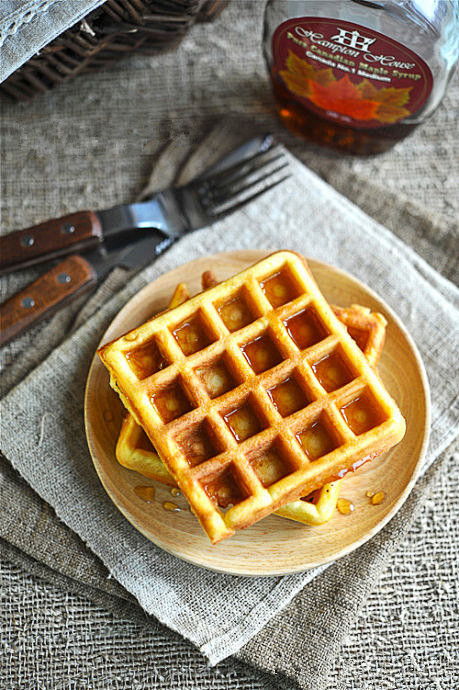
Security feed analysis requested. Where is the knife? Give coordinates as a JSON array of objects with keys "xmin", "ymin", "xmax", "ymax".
[
  {"xmin": 0, "ymin": 232, "xmax": 173, "ymax": 347},
  {"xmin": 0, "ymin": 134, "xmax": 275, "ymax": 275}
]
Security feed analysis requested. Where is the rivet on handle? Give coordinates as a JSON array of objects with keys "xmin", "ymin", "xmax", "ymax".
[
  {"xmin": 57, "ymin": 272, "xmax": 71, "ymax": 284},
  {"xmin": 21, "ymin": 297, "xmax": 35, "ymax": 308},
  {"xmin": 21, "ymin": 234, "xmax": 34, "ymax": 248},
  {"xmin": 61, "ymin": 223, "xmax": 75, "ymax": 235}
]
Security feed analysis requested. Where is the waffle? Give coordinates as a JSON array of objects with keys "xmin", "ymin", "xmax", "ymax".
[
  {"xmin": 99, "ymin": 251, "xmax": 405, "ymax": 543},
  {"xmin": 116, "ymin": 275, "xmax": 387, "ymax": 526},
  {"xmin": 275, "ymin": 481, "xmax": 342, "ymax": 525}
]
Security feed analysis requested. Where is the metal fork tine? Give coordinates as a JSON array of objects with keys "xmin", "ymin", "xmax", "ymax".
[
  {"xmin": 144, "ymin": 135, "xmax": 291, "ymax": 237},
  {"xmin": 208, "ymin": 153, "xmax": 287, "ymax": 197},
  {"xmin": 203, "ymin": 146, "xmax": 285, "ymax": 191},
  {"xmin": 208, "ymin": 161, "xmax": 290, "ymax": 207},
  {"xmin": 209, "ymin": 173, "xmax": 291, "ymax": 219}
]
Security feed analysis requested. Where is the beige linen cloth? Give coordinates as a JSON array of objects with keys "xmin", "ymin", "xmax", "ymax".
[{"xmin": 1, "ymin": 125, "xmax": 458, "ymax": 688}]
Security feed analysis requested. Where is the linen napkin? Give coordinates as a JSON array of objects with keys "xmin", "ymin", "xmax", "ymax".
[{"xmin": 1, "ymin": 141, "xmax": 458, "ymax": 676}]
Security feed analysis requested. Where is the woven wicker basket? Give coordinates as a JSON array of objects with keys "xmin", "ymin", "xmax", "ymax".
[{"xmin": 0, "ymin": 0, "xmax": 229, "ymax": 103}]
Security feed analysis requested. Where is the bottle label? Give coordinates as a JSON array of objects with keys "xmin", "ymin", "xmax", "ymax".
[{"xmin": 271, "ymin": 17, "xmax": 433, "ymax": 129}]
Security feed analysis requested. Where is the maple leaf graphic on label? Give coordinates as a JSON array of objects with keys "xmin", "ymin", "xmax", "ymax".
[
  {"xmin": 279, "ymin": 53, "xmax": 414, "ymax": 124},
  {"xmin": 279, "ymin": 50, "xmax": 334, "ymax": 98},
  {"xmin": 357, "ymin": 79, "xmax": 412, "ymax": 123},
  {"xmin": 308, "ymin": 74, "xmax": 379, "ymax": 120}
]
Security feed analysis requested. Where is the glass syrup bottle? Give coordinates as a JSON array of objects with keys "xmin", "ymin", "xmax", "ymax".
[{"xmin": 263, "ymin": 0, "xmax": 459, "ymax": 154}]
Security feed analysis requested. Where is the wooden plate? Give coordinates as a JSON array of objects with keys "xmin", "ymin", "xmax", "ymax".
[{"xmin": 85, "ymin": 250, "xmax": 430, "ymax": 576}]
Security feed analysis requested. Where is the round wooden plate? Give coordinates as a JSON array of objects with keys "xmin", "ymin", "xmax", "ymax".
[{"xmin": 85, "ymin": 250, "xmax": 430, "ymax": 576}]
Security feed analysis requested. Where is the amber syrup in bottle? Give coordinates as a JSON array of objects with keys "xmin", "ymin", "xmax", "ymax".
[{"xmin": 263, "ymin": 0, "xmax": 459, "ymax": 154}]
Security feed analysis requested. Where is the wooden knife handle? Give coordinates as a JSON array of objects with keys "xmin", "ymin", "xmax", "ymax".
[
  {"xmin": 0, "ymin": 210, "xmax": 102, "ymax": 274},
  {"xmin": 0, "ymin": 255, "xmax": 97, "ymax": 347}
]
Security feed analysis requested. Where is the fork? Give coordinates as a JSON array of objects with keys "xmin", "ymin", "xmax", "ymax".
[
  {"xmin": 0, "ymin": 134, "xmax": 290, "ymax": 274},
  {"xmin": 0, "ymin": 135, "xmax": 290, "ymax": 344}
]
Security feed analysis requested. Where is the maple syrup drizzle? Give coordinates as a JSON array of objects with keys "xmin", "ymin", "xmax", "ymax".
[
  {"xmin": 151, "ymin": 381, "xmax": 193, "ymax": 423},
  {"xmin": 260, "ymin": 269, "xmax": 300, "ymax": 308},
  {"xmin": 284, "ymin": 308, "xmax": 327, "ymax": 350},
  {"xmin": 312, "ymin": 350, "xmax": 354, "ymax": 392},
  {"xmin": 171, "ymin": 314, "xmax": 213, "ymax": 355},
  {"xmin": 162, "ymin": 501, "xmax": 181, "ymax": 512},
  {"xmin": 337, "ymin": 498, "xmax": 355, "ymax": 515},
  {"xmin": 335, "ymin": 453, "xmax": 374, "ymax": 479},
  {"xmin": 241, "ymin": 334, "xmax": 283, "ymax": 374},
  {"xmin": 195, "ymin": 360, "xmax": 236, "ymax": 398},
  {"xmin": 170, "ymin": 487, "xmax": 181, "ymax": 497},
  {"xmin": 134, "ymin": 486, "xmax": 156, "ymax": 503},
  {"xmin": 251, "ymin": 446, "xmax": 288, "ymax": 487},
  {"xmin": 223, "ymin": 404, "xmax": 262, "ymax": 442},
  {"xmin": 218, "ymin": 295, "xmax": 253, "ymax": 332},
  {"xmin": 267, "ymin": 377, "xmax": 308, "ymax": 417},
  {"xmin": 203, "ymin": 468, "xmax": 246, "ymax": 508},
  {"xmin": 366, "ymin": 490, "xmax": 375, "ymax": 498},
  {"xmin": 370, "ymin": 491, "xmax": 386, "ymax": 505},
  {"xmin": 340, "ymin": 392, "xmax": 386, "ymax": 435},
  {"xmin": 126, "ymin": 339, "xmax": 169, "ymax": 379},
  {"xmin": 297, "ymin": 419, "xmax": 337, "ymax": 461}
]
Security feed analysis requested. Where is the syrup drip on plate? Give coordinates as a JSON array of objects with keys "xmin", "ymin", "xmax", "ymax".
[
  {"xmin": 134, "ymin": 486, "xmax": 156, "ymax": 503},
  {"xmin": 170, "ymin": 487, "xmax": 181, "ymax": 497},
  {"xmin": 370, "ymin": 491, "xmax": 385, "ymax": 505},
  {"xmin": 163, "ymin": 501, "xmax": 181, "ymax": 512},
  {"xmin": 337, "ymin": 498, "xmax": 355, "ymax": 515}
]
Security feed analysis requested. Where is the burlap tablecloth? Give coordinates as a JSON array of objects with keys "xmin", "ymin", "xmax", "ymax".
[{"xmin": 1, "ymin": 1, "xmax": 458, "ymax": 688}]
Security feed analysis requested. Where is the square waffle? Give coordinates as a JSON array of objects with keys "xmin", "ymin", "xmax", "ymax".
[
  {"xmin": 99, "ymin": 251, "xmax": 405, "ymax": 543},
  {"xmin": 116, "ymin": 276, "xmax": 387, "ymax": 526}
]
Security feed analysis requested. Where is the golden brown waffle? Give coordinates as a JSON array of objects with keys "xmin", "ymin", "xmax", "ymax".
[
  {"xmin": 99, "ymin": 251, "xmax": 405, "ymax": 543},
  {"xmin": 116, "ymin": 274, "xmax": 387, "ymax": 526}
]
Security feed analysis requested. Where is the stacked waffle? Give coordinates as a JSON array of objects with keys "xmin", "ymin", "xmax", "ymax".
[{"xmin": 99, "ymin": 251, "xmax": 405, "ymax": 543}]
